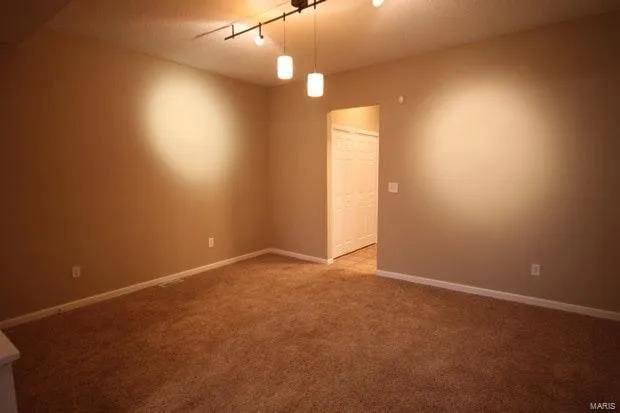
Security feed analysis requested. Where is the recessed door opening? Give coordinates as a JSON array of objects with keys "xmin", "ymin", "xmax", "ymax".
[{"xmin": 327, "ymin": 105, "xmax": 380, "ymax": 273}]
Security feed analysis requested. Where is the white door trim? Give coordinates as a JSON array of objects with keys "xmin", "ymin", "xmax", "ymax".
[{"xmin": 331, "ymin": 124, "xmax": 379, "ymax": 137}]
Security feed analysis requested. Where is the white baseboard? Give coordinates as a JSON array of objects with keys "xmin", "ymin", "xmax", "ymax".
[
  {"xmin": 0, "ymin": 249, "xmax": 271, "ymax": 329},
  {"xmin": 376, "ymin": 269, "xmax": 620, "ymax": 321},
  {"xmin": 268, "ymin": 248, "xmax": 332, "ymax": 265},
  {"xmin": 0, "ymin": 248, "xmax": 334, "ymax": 329}
]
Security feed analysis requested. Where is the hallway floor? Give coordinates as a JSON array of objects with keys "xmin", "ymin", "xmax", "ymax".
[{"xmin": 332, "ymin": 244, "xmax": 377, "ymax": 273}]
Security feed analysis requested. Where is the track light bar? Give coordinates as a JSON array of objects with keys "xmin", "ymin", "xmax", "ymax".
[{"xmin": 225, "ymin": 0, "xmax": 327, "ymax": 41}]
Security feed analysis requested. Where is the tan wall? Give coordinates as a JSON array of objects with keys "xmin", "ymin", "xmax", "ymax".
[
  {"xmin": 330, "ymin": 106, "xmax": 380, "ymax": 133},
  {"xmin": 268, "ymin": 12, "xmax": 620, "ymax": 312},
  {"xmin": 1, "ymin": 12, "xmax": 618, "ymax": 320},
  {"xmin": 0, "ymin": 30, "xmax": 270, "ymax": 320}
]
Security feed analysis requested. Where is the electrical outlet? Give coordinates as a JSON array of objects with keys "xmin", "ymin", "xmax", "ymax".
[
  {"xmin": 209, "ymin": 237, "xmax": 215, "ymax": 248},
  {"xmin": 72, "ymin": 266, "xmax": 82, "ymax": 278},
  {"xmin": 530, "ymin": 264, "xmax": 541, "ymax": 277}
]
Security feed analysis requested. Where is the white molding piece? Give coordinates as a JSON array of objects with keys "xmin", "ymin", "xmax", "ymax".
[
  {"xmin": 0, "ymin": 332, "xmax": 19, "ymax": 366},
  {"xmin": 268, "ymin": 248, "xmax": 332, "ymax": 265},
  {"xmin": 0, "ymin": 332, "xmax": 20, "ymax": 413},
  {"xmin": 376, "ymin": 269, "xmax": 620, "ymax": 321},
  {"xmin": 0, "ymin": 249, "xmax": 271, "ymax": 329}
]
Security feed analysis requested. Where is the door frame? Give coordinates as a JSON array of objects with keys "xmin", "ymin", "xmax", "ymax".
[{"xmin": 327, "ymin": 119, "xmax": 380, "ymax": 262}]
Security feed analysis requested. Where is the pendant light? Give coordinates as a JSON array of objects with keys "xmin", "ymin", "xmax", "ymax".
[
  {"xmin": 307, "ymin": 4, "xmax": 324, "ymax": 97},
  {"xmin": 277, "ymin": 13, "xmax": 293, "ymax": 80}
]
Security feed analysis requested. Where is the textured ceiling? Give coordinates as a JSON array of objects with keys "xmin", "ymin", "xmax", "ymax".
[
  {"xmin": 37, "ymin": 0, "xmax": 620, "ymax": 85},
  {"xmin": 0, "ymin": 0, "xmax": 71, "ymax": 44}
]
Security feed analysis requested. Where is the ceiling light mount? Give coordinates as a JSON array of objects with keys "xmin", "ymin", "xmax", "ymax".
[{"xmin": 291, "ymin": 0, "xmax": 309, "ymax": 8}]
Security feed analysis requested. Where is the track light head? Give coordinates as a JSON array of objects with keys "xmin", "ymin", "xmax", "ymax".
[
  {"xmin": 254, "ymin": 34, "xmax": 265, "ymax": 46},
  {"xmin": 255, "ymin": 23, "xmax": 265, "ymax": 46}
]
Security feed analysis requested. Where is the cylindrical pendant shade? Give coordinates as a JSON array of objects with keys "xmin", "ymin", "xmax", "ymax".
[
  {"xmin": 277, "ymin": 55, "xmax": 294, "ymax": 80},
  {"xmin": 307, "ymin": 72, "xmax": 324, "ymax": 97}
]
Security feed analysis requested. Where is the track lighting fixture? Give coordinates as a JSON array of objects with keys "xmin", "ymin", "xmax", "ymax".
[
  {"xmin": 221, "ymin": 1, "xmax": 332, "ymax": 90},
  {"xmin": 223, "ymin": 1, "xmax": 327, "ymax": 41},
  {"xmin": 254, "ymin": 23, "xmax": 265, "ymax": 46},
  {"xmin": 307, "ymin": 4, "xmax": 324, "ymax": 97},
  {"xmin": 224, "ymin": 0, "xmax": 327, "ymax": 40}
]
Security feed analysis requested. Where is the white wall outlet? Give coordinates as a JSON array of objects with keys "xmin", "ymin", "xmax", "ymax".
[
  {"xmin": 388, "ymin": 182, "xmax": 399, "ymax": 193},
  {"xmin": 209, "ymin": 237, "xmax": 215, "ymax": 248},
  {"xmin": 72, "ymin": 266, "xmax": 82, "ymax": 278},
  {"xmin": 530, "ymin": 264, "xmax": 541, "ymax": 277}
]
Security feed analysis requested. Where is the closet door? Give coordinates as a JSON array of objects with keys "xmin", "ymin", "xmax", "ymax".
[{"xmin": 332, "ymin": 126, "xmax": 378, "ymax": 258}]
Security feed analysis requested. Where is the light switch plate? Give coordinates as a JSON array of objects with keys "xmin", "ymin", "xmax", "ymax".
[{"xmin": 388, "ymin": 182, "xmax": 399, "ymax": 193}]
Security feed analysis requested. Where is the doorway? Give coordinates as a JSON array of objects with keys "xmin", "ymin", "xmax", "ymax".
[{"xmin": 327, "ymin": 105, "xmax": 380, "ymax": 272}]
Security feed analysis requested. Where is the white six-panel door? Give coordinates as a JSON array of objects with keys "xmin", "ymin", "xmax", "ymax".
[{"xmin": 331, "ymin": 126, "xmax": 379, "ymax": 258}]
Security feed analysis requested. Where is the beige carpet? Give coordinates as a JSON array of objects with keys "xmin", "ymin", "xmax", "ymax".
[{"xmin": 5, "ymin": 251, "xmax": 619, "ymax": 412}]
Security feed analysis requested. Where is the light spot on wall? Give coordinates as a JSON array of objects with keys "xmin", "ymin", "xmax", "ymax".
[
  {"xmin": 143, "ymin": 72, "xmax": 239, "ymax": 185},
  {"xmin": 416, "ymin": 79, "xmax": 557, "ymax": 225}
]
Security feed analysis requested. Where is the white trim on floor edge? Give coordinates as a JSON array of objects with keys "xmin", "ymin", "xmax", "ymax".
[
  {"xmin": 376, "ymin": 269, "xmax": 620, "ymax": 321},
  {"xmin": 0, "ymin": 248, "xmax": 335, "ymax": 329},
  {"xmin": 0, "ymin": 249, "xmax": 272, "ymax": 330},
  {"xmin": 268, "ymin": 248, "xmax": 333, "ymax": 265}
]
